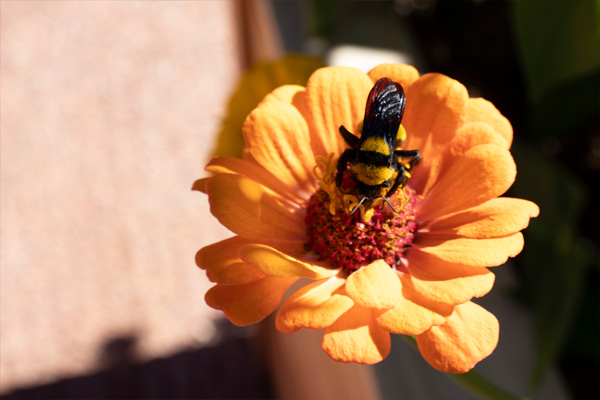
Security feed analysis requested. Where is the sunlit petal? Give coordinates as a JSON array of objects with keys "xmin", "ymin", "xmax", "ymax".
[{"xmin": 416, "ymin": 301, "xmax": 499, "ymax": 373}]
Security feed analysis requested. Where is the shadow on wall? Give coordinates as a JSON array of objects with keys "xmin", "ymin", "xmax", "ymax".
[{"xmin": 1, "ymin": 321, "xmax": 273, "ymax": 400}]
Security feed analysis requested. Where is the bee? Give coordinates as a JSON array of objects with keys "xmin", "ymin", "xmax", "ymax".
[{"xmin": 336, "ymin": 77, "xmax": 421, "ymax": 214}]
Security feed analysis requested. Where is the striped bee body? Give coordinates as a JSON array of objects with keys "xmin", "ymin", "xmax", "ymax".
[{"xmin": 336, "ymin": 78, "xmax": 421, "ymax": 214}]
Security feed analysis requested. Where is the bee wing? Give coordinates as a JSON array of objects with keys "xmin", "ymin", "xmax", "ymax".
[{"xmin": 362, "ymin": 78, "xmax": 405, "ymax": 148}]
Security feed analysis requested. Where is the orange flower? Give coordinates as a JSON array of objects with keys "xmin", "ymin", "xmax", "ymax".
[{"xmin": 194, "ymin": 64, "xmax": 539, "ymax": 373}]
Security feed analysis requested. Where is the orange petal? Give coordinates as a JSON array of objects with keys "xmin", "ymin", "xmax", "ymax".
[
  {"xmin": 417, "ymin": 144, "xmax": 516, "ymax": 223},
  {"xmin": 265, "ymin": 84, "xmax": 305, "ymax": 104},
  {"xmin": 256, "ymin": 239, "xmax": 312, "ymax": 261},
  {"xmin": 194, "ymin": 214, "xmax": 307, "ymax": 260},
  {"xmin": 402, "ymin": 73, "xmax": 468, "ymax": 193},
  {"xmin": 404, "ymin": 73, "xmax": 468, "ymax": 151},
  {"xmin": 412, "ymin": 122, "xmax": 510, "ymax": 199},
  {"xmin": 206, "ymin": 173, "xmax": 306, "ymax": 241},
  {"xmin": 416, "ymin": 301, "xmax": 499, "ymax": 373},
  {"xmin": 345, "ymin": 260, "xmax": 402, "ymax": 309},
  {"xmin": 205, "ymin": 276, "xmax": 298, "ymax": 326},
  {"xmin": 322, "ymin": 305, "xmax": 390, "ymax": 364},
  {"xmin": 424, "ymin": 198, "xmax": 540, "ymax": 238},
  {"xmin": 239, "ymin": 244, "xmax": 339, "ymax": 280},
  {"xmin": 196, "ymin": 236, "xmax": 265, "ymax": 284},
  {"xmin": 368, "ymin": 64, "xmax": 420, "ymax": 89},
  {"xmin": 276, "ymin": 276, "xmax": 353, "ymax": 333},
  {"xmin": 450, "ymin": 122, "xmax": 510, "ymax": 154},
  {"xmin": 376, "ymin": 278, "xmax": 453, "ymax": 335},
  {"xmin": 267, "ymin": 85, "xmax": 312, "ymax": 143},
  {"xmin": 192, "ymin": 178, "xmax": 209, "ymax": 193},
  {"xmin": 242, "ymin": 95, "xmax": 316, "ymax": 194},
  {"xmin": 414, "ymin": 233, "xmax": 524, "ymax": 267},
  {"xmin": 466, "ymin": 98, "xmax": 512, "ymax": 148},
  {"xmin": 304, "ymin": 66, "xmax": 373, "ymax": 157},
  {"xmin": 204, "ymin": 262, "xmax": 265, "ymax": 285},
  {"xmin": 206, "ymin": 156, "xmax": 305, "ymax": 203},
  {"xmin": 405, "ymin": 249, "xmax": 495, "ymax": 304}
]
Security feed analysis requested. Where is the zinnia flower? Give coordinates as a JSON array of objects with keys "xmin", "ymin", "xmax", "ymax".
[{"xmin": 194, "ymin": 64, "xmax": 539, "ymax": 373}]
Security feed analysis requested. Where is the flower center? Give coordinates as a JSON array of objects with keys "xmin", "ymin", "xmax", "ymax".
[{"xmin": 304, "ymin": 155, "xmax": 419, "ymax": 272}]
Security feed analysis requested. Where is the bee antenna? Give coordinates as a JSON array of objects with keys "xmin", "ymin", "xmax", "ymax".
[
  {"xmin": 350, "ymin": 197, "xmax": 367, "ymax": 215},
  {"xmin": 381, "ymin": 196, "xmax": 398, "ymax": 213}
]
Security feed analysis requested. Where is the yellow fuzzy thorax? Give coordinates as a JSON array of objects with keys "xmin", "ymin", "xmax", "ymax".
[
  {"xmin": 359, "ymin": 136, "xmax": 390, "ymax": 155},
  {"xmin": 356, "ymin": 122, "xmax": 407, "ymax": 150}
]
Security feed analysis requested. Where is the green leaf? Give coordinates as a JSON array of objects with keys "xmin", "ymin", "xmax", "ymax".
[
  {"xmin": 450, "ymin": 370, "xmax": 527, "ymax": 400},
  {"xmin": 528, "ymin": 70, "xmax": 599, "ymax": 140},
  {"xmin": 512, "ymin": 0, "xmax": 600, "ymax": 103}
]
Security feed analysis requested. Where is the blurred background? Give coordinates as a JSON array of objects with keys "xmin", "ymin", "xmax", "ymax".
[{"xmin": 1, "ymin": 1, "xmax": 598, "ymax": 399}]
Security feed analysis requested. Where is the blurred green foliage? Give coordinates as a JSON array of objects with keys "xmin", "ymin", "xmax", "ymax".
[
  {"xmin": 513, "ymin": 0, "xmax": 600, "ymax": 104},
  {"xmin": 511, "ymin": 1, "xmax": 599, "ymax": 395},
  {"xmin": 511, "ymin": 143, "xmax": 592, "ymax": 395},
  {"xmin": 214, "ymin": 55, "xmax": 324, "ymax": 158}
]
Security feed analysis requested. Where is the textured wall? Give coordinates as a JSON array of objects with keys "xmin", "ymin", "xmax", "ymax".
[{"xmin": 1, "ymin": 1, "xmax": 239, "ymax": 391}]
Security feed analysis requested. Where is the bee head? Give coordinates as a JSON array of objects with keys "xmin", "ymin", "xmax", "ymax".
[
  {"xmin": 350, "ymin": 181, "xmax": 398, "ymax": 215},
  {"xmin": 355, "ymin": 181, "xmax": 385, "ymax": 199}
]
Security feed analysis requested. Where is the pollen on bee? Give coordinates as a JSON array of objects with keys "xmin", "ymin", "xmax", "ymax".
[{"xmin": 395, "ymin": 124, "xmax": 407, "ymax": 149}]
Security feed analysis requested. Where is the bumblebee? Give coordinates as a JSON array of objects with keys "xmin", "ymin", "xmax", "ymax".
[{"xmin": 336, "ymin": 77, "xmax": 421, "ymax": 214}]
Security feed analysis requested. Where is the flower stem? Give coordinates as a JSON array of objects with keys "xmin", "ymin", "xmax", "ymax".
[{"xmin": 402, "ymin": 335, "xmax": 527, "ymax": 400}]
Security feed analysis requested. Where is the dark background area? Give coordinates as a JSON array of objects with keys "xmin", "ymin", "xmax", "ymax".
[{"xmin": 1, "ymin": 323, "xmax": 273, "ymax": 400}]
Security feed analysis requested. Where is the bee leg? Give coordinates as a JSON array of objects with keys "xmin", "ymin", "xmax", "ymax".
[
  {"xmin": 381, "ymin": 195, "xmax": 399, "ymax": 214},
  {"xmin": 339, "ymin": 126, "xmax": 360, "ymax": 149},
  {"xmin": 350, "ymin": 196, "xmax": 367, "ymax": 215},
  {"xmin": 336, "ymin": 150, "xmax": 353, "ymax": 187},
  {"xmin": 387, "ymin": 162, "xmax": 406, "ymax": 198},
  {"xmin": 394, "ymin": 149, "xmax": 421, "ymax": 170}
]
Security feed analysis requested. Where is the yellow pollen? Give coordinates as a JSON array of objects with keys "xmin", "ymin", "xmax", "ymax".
[{"xmin": 395, "ymin": 124, "xmax": 407, "ymax": 149}]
